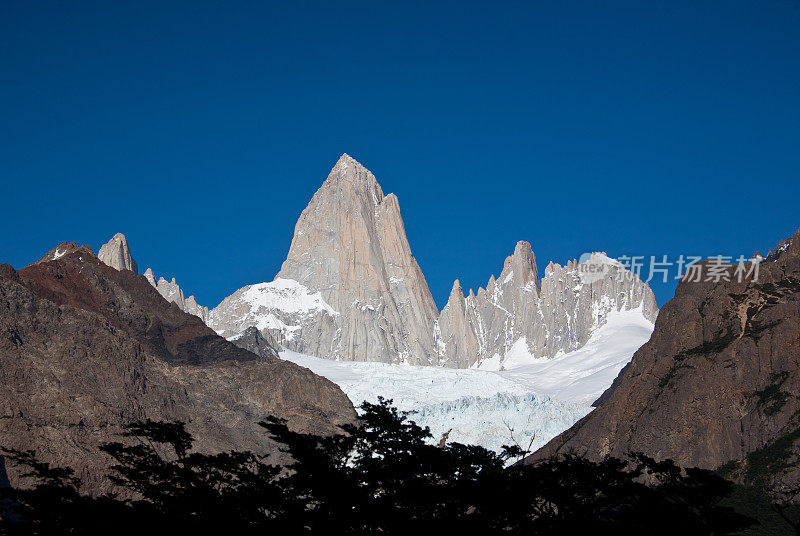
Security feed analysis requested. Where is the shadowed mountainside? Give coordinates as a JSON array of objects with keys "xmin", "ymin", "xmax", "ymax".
[
  {"xmin": 528, "ymin": 229, "xmax": 800, "ymax": 494},
  {"xmin": 0, "ymin": 242, "xmax": 355, "ymax": 494}
]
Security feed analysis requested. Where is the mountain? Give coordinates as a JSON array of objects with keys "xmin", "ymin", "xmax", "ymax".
[
  {"xmin": 210, "ymin": 154, "xmax": 658, "ymax": 367},
  {"xmin": 33, "ymin": 240, "xmax": 90, "ymax": 265},
  {"xmin": 528, "ymin": 229, "xmax": 800, "ymax": 489},
  {"xmin": 143, "ymin": 268, "xmax": 210, "ymax": 322},
  {"xmin": 230, "ymin": 326, "xmax": 282, "ymax": 359},
  {"xmin": 211, "ymin": 153, "xmax": 441, "ymax": 364},
  {"xmin": 436, "ymin": 247, "xmax": 658, "ymax": 368},
  {"xmin": 97, "ymin": 232, "xmax": 137, "ymax": 272},
  {"xmin": 209, "ymin": 278, "xmax": 341, "ymax": 353},
  {"xmin": 0, "ymin": 242, "xmax": 355, "ymax": 494},
  {"xmin": 93, "ymin": 232, "xmax": 211, "ymax": 322}
]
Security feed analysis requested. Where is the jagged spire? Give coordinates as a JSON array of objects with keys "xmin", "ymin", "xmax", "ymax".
[
  {"xmin": 317, "ymin": 153, "xmax": 385, "ymax": 207},
  {"xmin": 98, "ymin": 233, "xmax": 137, "ymax": 273},
  {"xmin": 144, "ymin": 267, "xmax": 209, "ymax": 322},
  {"xmin": 334, "ymin": 152, "xmax": 359, "ymax": 167},
  {"xmin": 214, "ymin": 153, "xmax": 441, "ymax": 365},
  {"xmin": 443, "ymin": 279, "xmax": 466, "ymax": 311}
]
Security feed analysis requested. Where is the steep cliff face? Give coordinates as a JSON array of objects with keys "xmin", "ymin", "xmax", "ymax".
[
  {"xmin": 97, "ymin": 232, "xmax": 137, "ymax": 273},
  {"xmin": 0, "ymin": 246, "xmax": 355, "ymax": 495},
  {"xmin": 434, "ymin": 280, "xmax": 481, "ymax": 368},
  {"xmin": 211, "ymin": 154, "xmax": 441, "ymax": 364},
  {"xmin": 209, "ymin": 154, "xmax": 658, "ymax": 367},
  {"xmin": 436, "ymin": 247, "xmax": 659, "ymax": 368},
  {"xmin": 529, "ymin": 229, "xmax": 800, "ymax": 485}
]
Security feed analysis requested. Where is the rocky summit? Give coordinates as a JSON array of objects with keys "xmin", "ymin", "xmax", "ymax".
[
  {"xmin": 97, "ymin": 232, "xmax": 138, "ymax": 273},
  {"xmin": 528, "ymin": 228, "xmax": 800, "ymax": 490},
  {"xmin": 436, "ymin": 248, "xmax": 658, "ymax": 368},
  {"xmin": 209, "ymin": 154, "xmax": 658, "ymax": 367},
  {"xmin": 95, "ymin": 232, "xmax": 211, "ymax": 323},
  {"xmin": 0, "ymin": 244, "xmax": 355, "ymax": 494},
  {"xmin": 210, "ymin": 154, "xmax": 441, "ymax": 364}
]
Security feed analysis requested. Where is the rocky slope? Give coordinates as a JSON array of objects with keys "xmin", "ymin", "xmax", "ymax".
[
  {"xmin": 230, "ymin": 326, "xmax": 282, "ymax": 359},
  {"xmin": 528, "ymin": 229, "xmax": 800, "ymax": 488},
  {"xmin": 210, "ymin": 154, "xmax": 658, "ymax": 367},
  {"xmin": 0, "ymin": 242, "xmax": 355, "ymax": 494}
]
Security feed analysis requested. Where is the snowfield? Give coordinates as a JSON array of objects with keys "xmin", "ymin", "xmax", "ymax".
[
  {"xmin": 489, "ymin": 307, "xmax": 656, "ymax": 405},
  {"xmin": 279, "ymin": 308, "xmax": 654, "ymax": 455}
]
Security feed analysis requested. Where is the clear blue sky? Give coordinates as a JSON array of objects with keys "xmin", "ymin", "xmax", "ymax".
[{"xmin": 2, "ymin": 1, "xmax": 798, "ymax": 308}]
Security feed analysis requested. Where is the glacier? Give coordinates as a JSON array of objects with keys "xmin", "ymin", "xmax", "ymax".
[{"xmin": 279, "ymin": 308, "xmax": 654, "ymax": 455}]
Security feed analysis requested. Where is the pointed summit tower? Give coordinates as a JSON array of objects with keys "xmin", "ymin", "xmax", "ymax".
[
  {"xmin": 98, "ymin": 233, "xmax": 137, "ymax": 273},
  {"xmin": 276, "ymin": 153, "xmax": 440, "ymax": 363},
  {"xmin": 209, "ymin": 153, "xmax": 659, "ymax": 369},
  {"xmin": 436, "ymin": 241, "xmax": 658, "ymax": 368},
  {"xmin": 211, "ymin": 154, "xmax": 440, "ymax": 364},
  {"xmin": 434, "ymin": 279, "xmax": 481, "ymax": 367}
]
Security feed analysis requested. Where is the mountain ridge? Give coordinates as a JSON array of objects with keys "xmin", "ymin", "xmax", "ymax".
[
  {"xmin": 77, "ymin": 155, "xmax": 659, "ymax": 368},
  {"xmin": 526, "ymin": 228, "xmax": 800, "ymax": 493},
  {"xmin": 0, "ymin": 243, "xmax": 355, "ymax": 494},
  {"xmin": 208, "ymin": 154, "xmax": 659, "ymax": 367}
]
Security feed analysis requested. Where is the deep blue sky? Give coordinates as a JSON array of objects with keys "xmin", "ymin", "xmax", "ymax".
[{"xmin": 2, "ymin": 1, "xmax": 799, "ymax": 308}]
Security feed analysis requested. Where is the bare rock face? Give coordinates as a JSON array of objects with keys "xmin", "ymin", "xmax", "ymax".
[
  {"xmin": 0, "ymin": 246, "xmax": 355, "ymax": 495},
  {"xmin": 537, "ymin": 252, "xmax": 658, "ymax": 357},
  {"xmin": 229, "ymin": 326, "xmax": 281, "ymax": 359},
  {"xmin": 528, "ymin": 229, "xmax": 800, "ymax": 487},
  {"xmin": 211, "ymin": 154, "xmax": 441, "ymax": 364},
  {"xmin": 95, "ymin": 233, "xmax": 209, "ymax": 323},
  {"xmin": 436, "ymin": 246, "xmax": 659, "ymax": 368},
  {"xmin": 97, "ymin": 232, "xmax": 138, "ymax": 273},
  {"xmin": 143, "ymin": 267, "xmax": 210, "ymax": 322},
  {"xmin": 210, "ymin": 154, "xmax": 659, "ymax": 367},
  {"xmin": 434, "ymin": 280, "xmax": 481, "ymax": 368}
]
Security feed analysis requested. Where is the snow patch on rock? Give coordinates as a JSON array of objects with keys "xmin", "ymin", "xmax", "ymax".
[{"xmin": 241, "ymin": 278, "xmax": 338, "ymax": 317}]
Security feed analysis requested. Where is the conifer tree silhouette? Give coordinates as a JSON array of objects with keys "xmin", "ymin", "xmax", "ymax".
[{"xmin": 1, "ymin": 398, "xmax": 754, "ymax": 535}]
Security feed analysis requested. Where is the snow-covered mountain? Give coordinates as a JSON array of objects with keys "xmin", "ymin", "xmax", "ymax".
[
  {"xmin": 209, "ymin": 154, "xmax": 658, "ymax": 368},
  {"xmin": 85, "ymin": 156, "xmax": 661, "ymax": 456},
  {"xmin": 209, "ymin": 278, "xmax": 339, "ymax": 346},
  {"xmin": 435, "ymin": 247, "xmax": 658, "ymax": 368},
  {"xmin": 487, "ymin": 306, "xmax": 656, "ymax": 404}
]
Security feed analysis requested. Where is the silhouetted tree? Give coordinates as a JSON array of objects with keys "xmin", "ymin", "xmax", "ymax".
[
  {"xmin": 1, "ymin": 398, "xmax": 754, "ymax": 535},
  {"xmin": 0, "ymin": 448, "xmax": 131, "ymax": 535},
  {"xmin": 767, "ymin": 481, "xmax": 800, "ymax": 535}
]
